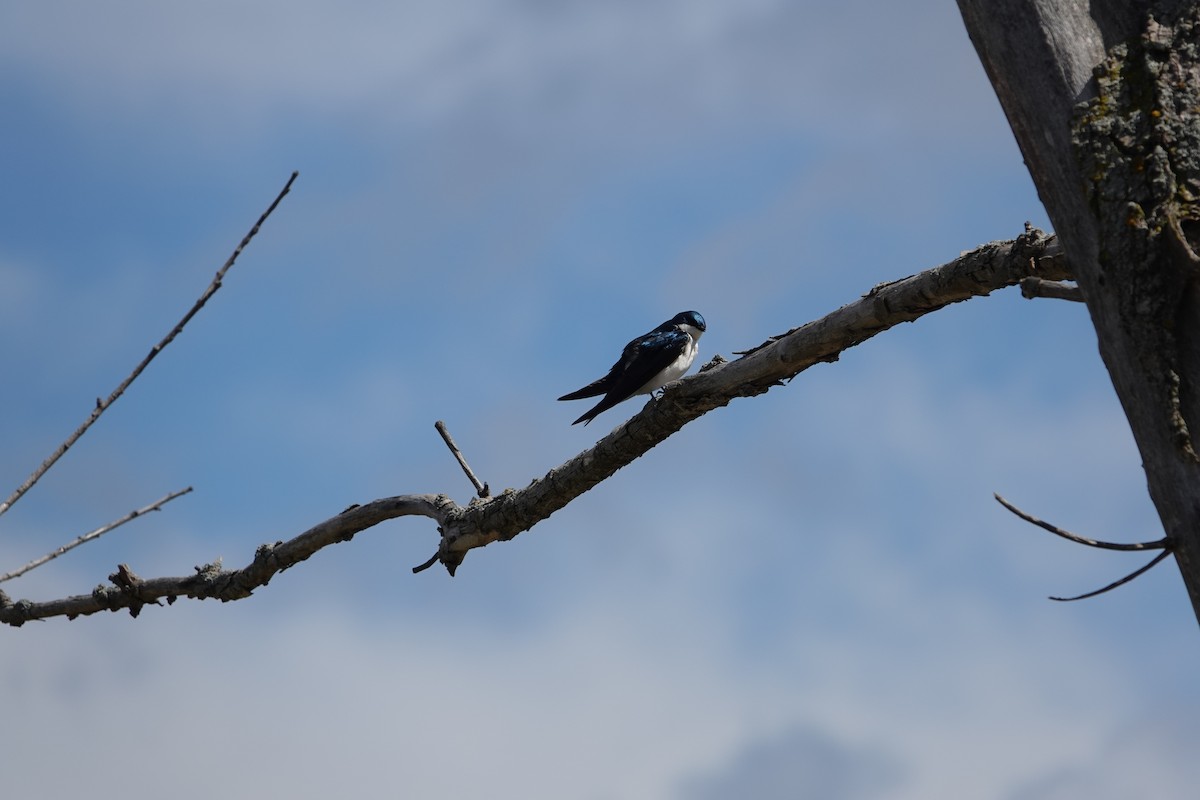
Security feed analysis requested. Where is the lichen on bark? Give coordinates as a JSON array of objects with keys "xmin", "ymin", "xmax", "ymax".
[{"xmin": 1071, "ymin": 4, "xmax": 1200, "ymax": 460}]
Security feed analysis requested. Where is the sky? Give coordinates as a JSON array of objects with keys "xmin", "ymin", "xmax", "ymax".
[{"xmin": 2, "ymin": 1, "xmax": 1198, "ymax": 798}]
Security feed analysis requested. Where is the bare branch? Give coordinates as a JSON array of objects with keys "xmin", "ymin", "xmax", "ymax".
[
  {"xmin": 1050, "ymin": 549, "xmax": 1174, "ymax": 602},
  {"xmin": 0, "ymin": 487, "xmax": 193, "ymax": 583},
  {"xmin": 1, "ymin": 226, "xmax": 1071, "ymax": 623},
  {"xmin": 0, "ymin": 494, "xmax": 453, "ymax": 626},
  {"xmin": 0, "ymin": 172, "xmax": 299, "ymax": 522},
  {"xmin": 994, "ymin": 493, "xmax": 1169, "ymax": 551},
  {"xmin": 435, "ymin": 420, "xmax": 490, "ymax": 498}
]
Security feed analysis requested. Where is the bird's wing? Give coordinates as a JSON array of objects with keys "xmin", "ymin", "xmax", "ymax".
[
  {"xmin": 568, "ymin": 331, "xmax": 691, "ymax": 424},
  {"xmin": 568, "ymin": 329, "xmax": 690, "ymax": 424},
  {"xmin": 557, "ymin": 327, "xmax": 671, "ymax": 401},
  {"xmin": 603, "ymin": 329, "xmax": 690, "ymax": 399}
]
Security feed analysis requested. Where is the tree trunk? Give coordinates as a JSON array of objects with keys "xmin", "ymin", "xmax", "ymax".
[{"xmin": 957, "ymin": 0, "xmax": 1200, "ymax": 623}]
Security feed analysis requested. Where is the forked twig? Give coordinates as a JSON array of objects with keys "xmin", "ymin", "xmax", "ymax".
[
  {"xmin": 0, "ymin": 172, "xmax": 299, "ymax": 522},
  {"xmin": 994, "ymin": 493, "xmax": 1173, "ymax": 601},
  {"xmin": 0, "ymin": 487, "xmax": 193, "ymax": 583}
]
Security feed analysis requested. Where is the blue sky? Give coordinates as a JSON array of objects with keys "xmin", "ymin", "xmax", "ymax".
[{"xmin": 2, "ymin": 2, "xmax": 1198, "ymax": 798}]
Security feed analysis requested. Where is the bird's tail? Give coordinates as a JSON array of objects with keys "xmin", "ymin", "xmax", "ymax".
[
  {"xmin": 557, "ymin": 377, "xmax": 611, "ymax": 401},
  {"xmin": 571, "ymin": 395, "xmax": 621, "ymax": 425}
]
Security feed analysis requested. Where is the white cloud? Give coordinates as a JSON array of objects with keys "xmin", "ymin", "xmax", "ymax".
[
  {"xmin": 1, "ymin": 536, "xmax": 1183, "ymax": 800},
  {"xmin": 0, "ymin": 0, "xmax": 1003, "ymax": 150},
  {"xmin": 1004, "ymin": 710, "xmax": 1200, "ymax": 800}
]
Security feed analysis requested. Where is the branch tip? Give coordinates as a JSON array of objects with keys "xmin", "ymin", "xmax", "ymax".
[{"xmin": 435, "ymin": 420, "xmax": 490, "ymax": 498}]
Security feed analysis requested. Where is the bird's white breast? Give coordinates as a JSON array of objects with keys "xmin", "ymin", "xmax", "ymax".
[{"xmin": 634, "ymin": 324, "xmax": 703, "ymax": 395}]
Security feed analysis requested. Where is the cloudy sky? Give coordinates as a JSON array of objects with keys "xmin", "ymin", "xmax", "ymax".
[{"xmin": 2, "ymin": 2, "xmax": 1198, "ymax": 798}]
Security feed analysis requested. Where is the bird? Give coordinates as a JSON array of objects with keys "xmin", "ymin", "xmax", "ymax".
[{"xmin": 558, "ymin": 310, "xmax": 706, "ymax": 426}]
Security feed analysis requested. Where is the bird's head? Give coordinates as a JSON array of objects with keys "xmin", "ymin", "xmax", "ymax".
[{"xmin": 671, "ymin": 310, "xmax": 706, "ymax": 337}]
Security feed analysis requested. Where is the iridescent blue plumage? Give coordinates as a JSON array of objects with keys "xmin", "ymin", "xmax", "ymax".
[{"xmin": 558, "ymin": 311, "xmax": 706, "ymax": 425}]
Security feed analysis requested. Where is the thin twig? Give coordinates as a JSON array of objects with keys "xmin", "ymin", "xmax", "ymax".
[
  {"xmin": 0, "ymin": 172, "xmax": 299, "ymax": 522},
  {"xmin": 1050, "ymin": 549, "xmax": 1174, "ymax": 602},
  {"xmin": 0, "ymin": 487, "xmax": 193, "ymax": 583},
  {"xmin": 1019, "ymin": 277, "xmax": 1084, "ymax": 302},
  {"xmin": 993, "ymin": 493, "xmax": 1169, "ymax": 551},
  {"xmin": 435, "ymin": 420, "xmax": 490, "ymax": 498}
]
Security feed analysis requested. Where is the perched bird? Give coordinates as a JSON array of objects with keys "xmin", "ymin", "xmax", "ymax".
[{"xmin": 558, "ymin": 310, "xmax": 706, "ymax": 425}]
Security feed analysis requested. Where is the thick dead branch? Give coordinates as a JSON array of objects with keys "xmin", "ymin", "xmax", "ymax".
[
  {"xmin": 0, "ymin": 172, "xmax": 298, "ymax": 522},
  {"xmin": 0, "ymin": 227, "xmax": 1069, "ymax": 625}
]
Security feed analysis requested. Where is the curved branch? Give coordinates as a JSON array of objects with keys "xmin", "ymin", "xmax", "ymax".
[
  {"xmin": 1050, "ymin": 549, "xmax": 1175, "ymax": 602},
  {"xmin": 0, "ymin": 494, "xmax": 455, "ymax": 626},
  {"xmin": 1, "ymin": 226, "xmax": 1069, "ymax": 624},
  {"xmin": 993, "ymin": 493, "xmax": 1170, "ymax": 551}
]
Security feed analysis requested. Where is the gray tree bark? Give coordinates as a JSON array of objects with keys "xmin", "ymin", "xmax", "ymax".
[{"xmin": 958, "ymin": 0, "xmax": 1200, "ymax": 622}]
